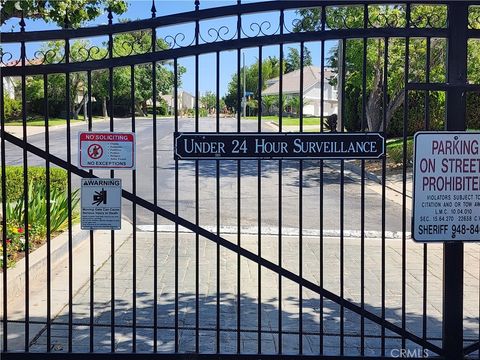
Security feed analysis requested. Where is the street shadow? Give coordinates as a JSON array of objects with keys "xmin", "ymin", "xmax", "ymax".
[
  {"xmin": 16, "ymin": 290, "xmax": 480, "ymax": 357},
  {"xmin": 174, "ymin": 159, "xmax": 356, "ymax": 189}
]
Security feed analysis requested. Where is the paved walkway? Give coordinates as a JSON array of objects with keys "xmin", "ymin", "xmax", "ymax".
[{"xmin": 17, "ymin": 230, "xmax": 479, "ymax": 357}]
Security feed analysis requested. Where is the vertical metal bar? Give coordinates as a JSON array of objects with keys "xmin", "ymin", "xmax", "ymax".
[
  {"xmin": 44, "ymin": 73, "xmax": 52, "ymax": 353},
  {"xmin": 339, "ymin": 38, "xmax": 346, "ymax": 357},
  {"xmin": 236, "ymin": 2, "xmax": 242, "ymax": 352},
  {"xmin": 444, "ymin": 4, "xmax": 467, "ymax": 359},
  {"xmin": 107, "ymin": 13, "xmax": 116, "ymax": 351},
  {"xmin": 298, "ymin": 41, "xmax": 304, "ymax": 355},
  {"xmin": 61, "ymin": 17, "xmax": 74, "ymax": 353},
  {"xmin": 87, "ymin": 70, "xmax": 95, "ymax": 353},
  {"xmin": 19, "ymin": 13, "xmax": 30, "ymax": 352},
  {"xmin": 422, "ymin": 37, "xmax": 431, "ymax": 350},
  {"xmin": 131, "ymin": 64, "xmax": 137, "ymax": 353},
  {"xmin": 194, "ymin": 2, "xmax": 200, "ymax": 352},
  {"xmin": 360, "ymin": 5, "xmax": 368, "ymax": 355},
  {"xmin": 1, "ymin": 60, "xmax": 8, "ymax": 354},
  {"xmin": 384, "ymin": 35, "xmax": 391, "ymax": 355},
  {"xmin": 151, "ymin": 24, "xmax": 159, "ymax": 353},
  {"xmin": 216, "ymin": 50, "xmax": 221, "ymax": 354},
  {"xmin": 401, "ymin": 10, "xmax": 409, "ymax": 351},
  {"xmin": 319, "ymin": 24, "xmax": 325, "ymax": 357},
  {"xmin": 278, "ymin": 9, "xmax": 284, "ymax": 354},
  {"xmin": 257, "ymin": 45, "xmax": 262, "ymax": 355},
  {"xmin": 174, "ymin": 58, "xmax": 179, "ymax": 353}
]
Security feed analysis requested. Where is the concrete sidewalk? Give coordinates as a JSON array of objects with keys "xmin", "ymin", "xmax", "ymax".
[
  {"xmin": 4, "ymin": 118, "xmax": 112, "ymax": 138},
  {"xmin": 13, "ymin": 230, "xmax": 479, "ymax": 356}
]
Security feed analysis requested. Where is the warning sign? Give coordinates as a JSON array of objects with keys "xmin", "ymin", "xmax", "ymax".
[
  {"xmin": 413, "ymin": 132, "xmax": 480, "ymax": 242},
  {"xmin": 78, "ymin": 132, "xmax": 135, "ymax": 170},
  {"xmin": 81, "ymin": 178, "xmax": 122, "ymax": 230}
]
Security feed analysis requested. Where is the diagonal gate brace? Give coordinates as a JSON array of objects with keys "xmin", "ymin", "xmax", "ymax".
[{"xmin": 1, "ymin": 131, "xmax": 443, "ymax": 355}]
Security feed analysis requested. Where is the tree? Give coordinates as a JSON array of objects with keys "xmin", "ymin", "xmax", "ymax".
[
  {"xmin": 224, "ymin": 56, "xmax": 280, "ymax": 113},
  {"xmin": 1, "ymin": 0, "xmax": 127, "ymax": 28},
  {"xmin": 262, "ymin": 95, "xmax": 278, "ymax": 115},
  {"xmin": 25, "ymin": 32, "xmax": 183, "ymax": 119},
  {"xmin": 285, "ymin": 46, "xmax": 313, "ymax": 73},
  {"xmin": 200, "ymin": 91, "xmax": 216, "ymax": 114},
  {"xmin": 293, "ymin": 6, "xmax": 455, "ymax": 134}
]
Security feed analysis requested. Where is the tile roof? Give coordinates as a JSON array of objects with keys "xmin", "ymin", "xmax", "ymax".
[{"xmin": 263, "ymin": 66, "xmax": 336, "ymax": 95}]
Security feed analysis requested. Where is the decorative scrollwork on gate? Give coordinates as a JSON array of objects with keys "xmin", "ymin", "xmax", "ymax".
[
  {"xmin": 0, "ymin": 51, "xmax": 20, "ymax": 67},
  {"xmin": 113, "ymin": 30, "xmax": 153, "ymax": 57},
  {"xmin": 410, "ymin": 5, "xmax": 447, "ymax": 28},
  {"xmin": 162, "ymin": 32, "xmax": 195, "ymax": 49},
  {"xmin": 367, "ymin": 5, "xmax": 406, "ymax": 28},
  {"xmin": 199, "ymin": 25, "xmax": 237, "ymax": 43},
  {"xmin": 242, "ymin": 20, "xmax": 279, "ymax": 38},
  {"xmin": 325, "ymin": 6, "xmax": 364, "ymax": 29},
  {"xmin": 72, "ymin": 45, "xmax": 107, "ymax": 62}
]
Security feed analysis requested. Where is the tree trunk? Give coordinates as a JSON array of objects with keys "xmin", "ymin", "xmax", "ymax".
[
  {"xmin": 102, "ymin": 98, "xmax": 107, "ymax": 118},
  {"xmin": 135, "ymin": 102, "xmax": 146, "ymax": 117},
  {"xmin": 73, "ymin": 96, "xmax": 86, "ymax": 120}
]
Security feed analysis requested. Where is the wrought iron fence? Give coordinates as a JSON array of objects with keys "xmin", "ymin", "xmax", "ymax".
[{"xmin": 1, "ymin": 1, "xmax": 480, "ymax": 359}]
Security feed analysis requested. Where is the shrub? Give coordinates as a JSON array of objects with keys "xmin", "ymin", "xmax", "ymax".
[
  {"xmin": 7, "ymin": 181, "xmax": 79, "ymax": 238},
  {"xmin": 1, "ymin": 166, "xmax": 67, "ymax": 202},
  {"xmin": 3, "ymin": 96, "xmax": 22, "ymax": 121},
  {"xmin": 467, "ymin": 92, "xmax": 480, "ymax": 129},
  {"xmin": 1, "ymin": 180, "xmax": 79, "ymax": 268},
  {"xmin": 344, "ymin": 86, "xmax": 362, "ymax": 131},
  {"xmin": 387, "ymin": 139, "xmax": 414, "ymax": 166}
]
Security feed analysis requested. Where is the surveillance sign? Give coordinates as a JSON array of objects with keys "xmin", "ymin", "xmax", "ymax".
[
  {"xmin": 81, "ymin": 178, "xmax": 122, "ymax": 230},
  {"xmin": 78, "ymin": 132, "xmax": 135, "ymax": 170},
  {"xmin": 174, "ymin": 132, "xmax": 385, "ymax": 160},
  {"xmin": 413, "ymin": 132, "xmax": 480, "ymax": 242}
]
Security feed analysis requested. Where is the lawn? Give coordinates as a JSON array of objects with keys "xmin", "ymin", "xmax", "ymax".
[
  {"xmin": 6, "ymin": 116, "xmax": 106, "ymax": 126},
  {"xmin": 244, "ymin": 116, "xmax": 323, "ymax": 126}
]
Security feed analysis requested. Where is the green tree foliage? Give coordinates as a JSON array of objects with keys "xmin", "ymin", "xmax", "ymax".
[
  {"xmin": 1, "ymin": 0, "xmax": 127, "ymax": 28},
  {"xmin": 285, "ymin": 47, "xmax": 313, "ymax": 73},
  {"xmin": 223, "ymin": 56, "xmax": 280, "ymax": 112},
  {"xmin": 24, "ymin": 31, "xmax": 183, "ymax": 118},
  {"xmin": 293, "ymin": 5, "xmax": 477, "ymax": 135},
  {"xmin": 200, "ymin": 91, "xmax": 216, "ymax": 114}
]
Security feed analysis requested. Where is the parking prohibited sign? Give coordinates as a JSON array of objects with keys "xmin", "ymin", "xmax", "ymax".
[
  {"xmin": 81, "ymin": 178, "xmax": 122, "ymax": 230},
  {"xmin": 413, "ymin": 132, "xmax": 480, "ymax": 242},
  {"xmin": 78, "ymin": 132, "xmax": 135, "ymax": 170}
]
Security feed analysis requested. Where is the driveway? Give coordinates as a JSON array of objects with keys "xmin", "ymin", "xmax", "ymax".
[{"xmin": 3, "ymin": 117, "xmax": 409, "ymax": 232}]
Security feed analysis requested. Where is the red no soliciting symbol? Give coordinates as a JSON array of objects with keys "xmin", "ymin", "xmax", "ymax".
[{"xmin": 87, "ymin": 144, "xmax": 103, "ymax": 159}]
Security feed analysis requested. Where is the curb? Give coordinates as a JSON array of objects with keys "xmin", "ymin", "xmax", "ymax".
[
  {"xmin": 3, "ymin": 223, "xmax": 89, "ymax": 301},
  {"xmin": 137, "ymin": 224, "xmax": 410, "ymax": 239}
]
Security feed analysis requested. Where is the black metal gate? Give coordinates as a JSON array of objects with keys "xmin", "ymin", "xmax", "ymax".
[{"xmin": 1, "ymin": 1, "xmax": 479, "ymax": 359}]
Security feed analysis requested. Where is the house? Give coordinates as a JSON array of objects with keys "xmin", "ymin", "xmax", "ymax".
[
  {"xmin": 160, "ymin": 90, "xmax": 195, "ymax": 114},
  {"xmin": 2, "ymin": 58, "xmax": 43, "ymax": 99},
  {"xmin": 263, "ymin": 66, "xmax": 338, "ymax": 117}
]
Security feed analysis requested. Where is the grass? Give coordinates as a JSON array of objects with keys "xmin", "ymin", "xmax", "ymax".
[
  {"xmin": 244, "ymin": 116, "xmax": 323, "ymax": 126},
  {"xmin": 6, "ymin": 116, "xmax": 106, "ymax": 126}
]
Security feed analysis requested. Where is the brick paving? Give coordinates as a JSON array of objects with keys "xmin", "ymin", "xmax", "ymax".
[{"xmin": 26, "ymin": 231, "xmax": 479, "ymax": 357}]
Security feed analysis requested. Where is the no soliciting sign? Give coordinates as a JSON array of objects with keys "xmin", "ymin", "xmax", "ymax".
[
  {"xmin": 81, "ymin": 178, "xmax": 122, "ymax": 230},
  {"xmin": 413, "ymin": 132, "xmax": 480, "ymax": 242},
  {"xmin": 78, "ymin": 132, "xmax": 135, "ymax": 170}
]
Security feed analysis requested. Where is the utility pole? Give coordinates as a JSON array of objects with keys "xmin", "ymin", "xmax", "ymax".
[
  {"xmin": 243, "ymin": 52, "xmax": 246, "ymax": 119},
  {"xmin": 337, "ymin": 39, "xmax": 344, "ymax": 132}
]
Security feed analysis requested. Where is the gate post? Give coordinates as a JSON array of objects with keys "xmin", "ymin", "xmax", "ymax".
[{"xmin": 443, "ymin": 2, "xmax": 468, "ymax": 359}]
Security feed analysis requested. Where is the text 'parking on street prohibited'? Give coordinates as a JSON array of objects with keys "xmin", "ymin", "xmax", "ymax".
[
  {"xmin": 81, "ymin": 178, "xmax": 122, "ymax": 230},
  {"xmin": 174, "ymin": 132, "xmax": 385, "ymax": 160},
  {"xmin": 78, "ymin": 132, "xmax": 135, "ymax": 170},
  {"xmin": 412, "ymin": 132, "xmax": 480, "ymax": 242}
]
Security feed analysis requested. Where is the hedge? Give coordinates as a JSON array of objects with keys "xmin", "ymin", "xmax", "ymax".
[{"xmin": 1, "ymin": 166, "xmax": 68, "ymax": 201}]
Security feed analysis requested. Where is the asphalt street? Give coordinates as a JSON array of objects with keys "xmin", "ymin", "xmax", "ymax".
[{"xmin": 3, "ymin": 117, "xmax": 408, "ymax": 231}]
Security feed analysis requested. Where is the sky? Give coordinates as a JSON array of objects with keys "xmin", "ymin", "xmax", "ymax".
[{"xmin": 1, "ymin": 0, "xmax": 336, "ymax": 96}]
